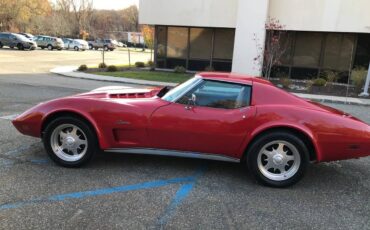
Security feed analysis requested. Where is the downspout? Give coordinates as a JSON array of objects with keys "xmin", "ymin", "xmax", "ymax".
[{"xmin": 359, "ymin": 62, "xmax": 370, "ymax": 97}]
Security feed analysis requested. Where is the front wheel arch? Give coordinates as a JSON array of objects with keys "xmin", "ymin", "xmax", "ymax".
[
  {"xmin": 242, "ymin": 127, "xmax": 317, "ymax": 163},
  {"xmin": 41, "ymin": 111, "xmax": 101, "ymax": 149}
]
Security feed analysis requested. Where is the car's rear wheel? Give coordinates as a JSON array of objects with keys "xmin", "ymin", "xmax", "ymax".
[
  {"xmin": 247, "ymin": 131, "xmax": 309, "ymax": 187},
  {"xmin": 103, "ymin": 46, "xmax": 109, "ymax": 51},
  {"xmin": 43, "ymin": 116, "xmax": 97, "ymax": 167},
  {"xmin": 47, "ymin": 44, "xmax": 53, "ymax": 50},
  {"xmin": 89, "ymin": 44, "xmax": 93, "ymax": 50},
  {"xmin": 74, "ymin": 46, "xmax": 79, "ymax": 51}
]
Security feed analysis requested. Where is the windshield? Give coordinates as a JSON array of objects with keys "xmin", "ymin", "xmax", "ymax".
[
  {"xmin": 15, "ymin": 34, "xmax": 30, "ymax": 42},
  {"xmin": 162, "ymin": 76, "xmax": 202, "ymax": 102}
]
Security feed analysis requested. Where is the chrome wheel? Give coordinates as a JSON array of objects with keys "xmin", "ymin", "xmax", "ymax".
[
  {"xmin": 257, "ymin": 140, "xmax": 301, "ymax": 181},
  {"xmin": 50, "ymin": 124, "xmax": 88, "ymax": 162}
]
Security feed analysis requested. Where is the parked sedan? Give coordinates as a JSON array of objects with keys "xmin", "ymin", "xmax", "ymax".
[
  {"xmin": 0, "ymin": 32, "xmax": 37, "ymax": 50},
  {"xmin": 65, "ymin": 39, "xmax": 89, "ymax": 51},
  {"xmin": 12, "ymin": 73, "xmax": 370, "ymax": 187}
]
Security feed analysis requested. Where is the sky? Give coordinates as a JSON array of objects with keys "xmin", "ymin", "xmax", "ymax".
[{"xmin": 93, "ymin": 0, "xmax": 139, "ymax": 10}]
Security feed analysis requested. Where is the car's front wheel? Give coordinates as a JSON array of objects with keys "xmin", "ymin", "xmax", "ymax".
[
  {"xmin": 74, "ymin": 46, "xmax": 79, "ymax": 51},
  {"xmin": 43, "ymin": 116, "xmax": 97, "ymax": 167},
  {"xmin": 47, "ymin": 44, "xmax": 53, "ymax": 50},
  {"xmin": 247, "ymin": 131, "xmax": 309, "ymax": 187},
  {"xmin": 17, "ymin": 43, "xmax": 24, "ymax": 50}
]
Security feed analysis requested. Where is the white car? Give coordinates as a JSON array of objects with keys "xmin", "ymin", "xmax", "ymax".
[{"xmin": 66, "ymin": 39, "xmax": 89, "ymax": 51}]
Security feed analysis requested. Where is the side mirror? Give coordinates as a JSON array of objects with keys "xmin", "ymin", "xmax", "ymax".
[{"xmin": 185, "ymin": 94, "xmax": 196, "ymax": 110}]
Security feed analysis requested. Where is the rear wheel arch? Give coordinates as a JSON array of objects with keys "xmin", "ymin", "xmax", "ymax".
[
  {"xmin": 242, "ymin": 126, "xmax": 318, "ymax": 162},
  {"xmin": 41, "ymin": 111, "xmax": 102, "ymax": 148}
]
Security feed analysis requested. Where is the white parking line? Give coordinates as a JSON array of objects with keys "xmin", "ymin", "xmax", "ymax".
[{"xmin": 0, "ymin": 114, "xmax": 19, "ymax": 120}]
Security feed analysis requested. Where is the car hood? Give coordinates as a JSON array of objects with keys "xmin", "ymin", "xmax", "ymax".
[{"xmin": 76, "ymin": 86, "xmax": 162, "ymax": 99}]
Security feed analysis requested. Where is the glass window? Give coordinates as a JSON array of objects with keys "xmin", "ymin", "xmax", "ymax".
[
  {"xmin": 156, "ymin": 26, "xmax": 167, "ymax": 58},
  {"xmin": 323, "ymin": 33, "xmax": 355, "ymax": 71},
  {"xmin": 293, "ymin": 32, "xmax": 323, "ymax": 67},
  {"xmin": 167, "ymin": 27, "xmax": 188, "ymax": 58},
  {"xmin": 177, "ymin": 80, "xmax": 251, "ymax": 109},
  {"xmin": 213, "ymin": 29, "xmax": 235, "ymax": 60},
  {"xmin": 354, "ymin": 34, "xmax": 370, "ymax": 68},
  {"xmin": 277, "ymin": 32, "xmax": 293, "ymax": 65},
  {"xmin": 189, "ymin": 28, "xmax": 212, "ymax": 59}
]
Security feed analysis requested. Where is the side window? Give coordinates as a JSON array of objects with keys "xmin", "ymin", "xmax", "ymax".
[{"xmin": 177, "ymin": 80, "xmax": 251, "ymax": 109}]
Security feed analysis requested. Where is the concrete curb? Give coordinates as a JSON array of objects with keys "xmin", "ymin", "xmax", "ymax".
[
  {"xmin": 50, "ymin": 66, "xmax": 177, "ymax": 87},
  {"xmin": 51, "ymin": 66, "xmax": 370, "ymax": 106}
]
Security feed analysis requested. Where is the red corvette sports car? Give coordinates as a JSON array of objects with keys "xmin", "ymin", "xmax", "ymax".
[{"xmin": 12, "ymin": 72, "xmax": 370, "ymax": 187}]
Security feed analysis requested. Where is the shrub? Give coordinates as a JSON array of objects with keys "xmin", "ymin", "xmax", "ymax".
[
  {"xmin": 147, "ymin": 60, "xmax": 154, "ymax": 67},
  {"xmin": 204, "ymin": 66, "xmax": 215, "ymax": 72},
  {"xmin": 147, "ymin": 60, "xmax": 155, "ymax": 71},
  {"xmin": 279, "ymin": 77, "xmax": 292, "ymax": 89},
  {"xmin": 321, "ymin": 70, "xmax": 338, "ymax": 83},
  {"xmin": 135, "ymin": 62, "xmax": 145, "ymax": 68},
  {"xmin": 351, "ymin": 67, "xmax": 367, "ymax": 92},
  {"xmin": 107, "ymin": 65, "xmax": 118, "ymax": 72},
  {"xmin": 77, "ymin": 64, "xmax": 87, "ymax": 71},
  {"xmin": 306, "ymin": 80, "xmax": 313, "ymax": 92},
  {"xmin": 174, "ymin": 66, "xmax": 186, "ymax": 73},
  {"xmin": 312, "ymin": 78, "xmax": 327, "ymax": 87},
  {"xmin": 98, "ymin": 62, "xmax": 107, "ymax": 69}
]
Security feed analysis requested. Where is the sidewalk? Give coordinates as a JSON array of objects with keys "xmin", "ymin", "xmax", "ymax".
[{"xmin": 51, "ymin": 66, "xmax": 370, "ymax": 106}]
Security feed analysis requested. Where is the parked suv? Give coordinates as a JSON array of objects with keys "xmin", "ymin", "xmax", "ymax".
[
  {"xmin": 33, "ymin": 35, "xmax": 64, "ymax": 50},
  {"xmin": 88, "ymin": 39, "xmax": 117, "ymax": 51},
  {"xmin": 0, "ymin": 32, "xmax": 37, "ymax": 50}
]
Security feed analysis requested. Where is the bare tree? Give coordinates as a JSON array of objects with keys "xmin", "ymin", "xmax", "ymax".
[
  {"xmin": 254, "ymin": 18, "xmax": 289, "ymax": 79},
  {"xmin": 54, "ymin": 0, "xmax": 94, "ymax": 37}
]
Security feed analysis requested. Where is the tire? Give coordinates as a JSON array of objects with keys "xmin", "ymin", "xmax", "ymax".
[
  {"xmin": 94, "ymin": 47, "xmax": 98, "ymax": 50},
  {"xmin": 74, "ymin": 46, "xmax": 79, "ymax": 51},
  {"xmin": 246, "ymin": 131, "xmax": 309, "ymax": 188},
  {"xmin": 0, "ymin": 42, "xmax": 3, "ymax": 48},
  {"xmin": 89, "ymin": 44, "xmax": 93, "ymax": 50},
  {"xmin": 103, "ymin": 46, "xmax": 108, "ymax": 51},
  {"xmin": 47, "ymin": 44, "xmax": 53, "ymax": 50},
  {"xmin": 43, "ymin": 116, "xmax": 98, "ymax": 167},
  {"xmin": 109, "ymin": 48, "xmax": 114, "ymax": 51},
  {"xmin": 17, "ymin": 43, "xmax": 24, "ymax": 50}
]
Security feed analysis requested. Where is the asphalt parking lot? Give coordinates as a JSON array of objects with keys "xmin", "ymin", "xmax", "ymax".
[
  {"xmin": 1, "ymin": 50, "xmax": 370, "ymax": 229},
  {"xmin": 0, "ymin": 48, "xmax": 150, "ymax": 74}
]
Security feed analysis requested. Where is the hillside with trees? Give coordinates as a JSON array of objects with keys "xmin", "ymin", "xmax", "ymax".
[{"xmin": 0, "ymin": 0, "xmax": 139, "ymax": 39}]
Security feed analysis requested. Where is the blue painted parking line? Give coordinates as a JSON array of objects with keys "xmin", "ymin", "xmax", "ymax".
[
  {"xmin": 0, "ymin": 165, "xmax": 207, "ymax": 211},
  {"xmin": 157, "ymin": 183, "xmax": 195, "ymax": 227},
  {"xmin": 29, "ymin": 159, "xmax": 50, "ymax": 164},
  {"xmin": 157, "ymin": 164, "xmax": 207, "ymax": 227}
]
